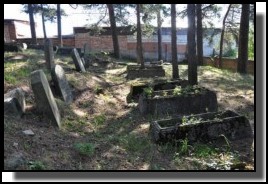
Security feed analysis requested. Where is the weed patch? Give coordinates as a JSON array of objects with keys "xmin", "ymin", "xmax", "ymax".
[
  {"xmin": 28, "ymin": 161, "xmax": 46, "ymax": 170},
  {"xmin": 74, "ymin": 143, "xmax": 95, "ymax": 156},
  {"xmin": 120, "ymin": 134, "xmax": 150, "ymax": 153}
]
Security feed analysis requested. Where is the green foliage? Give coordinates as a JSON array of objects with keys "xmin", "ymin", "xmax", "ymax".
[
  {"xmin": 150, "ymin": 164, "xmax": 165, "ymax": 170},
  {"xmin": 177, "ymin": 138, "xmax": 190, "ymax": 156},
  {"xmin": 181, "ymin": 115, "xmax": 203, "ymax": 125},
  {"xmin": 248, "ymin": 26, "xmax": 254, "ymax": 60},
  {"xmin": 181, "ymin": 116, "xmax": 188, "ymax": 125},
  {"xmin": 120, "ymin": 134, "xmax": 150, "ymax": 153},
  {"xmin": 193, "ymin": 144, "xmax": 218, "ymax": 158},
  {"xmin": 158, "ymin": 142, "xmax": 175, "ymax": 154},
  {"xmin": 4, "ymin": 74, "xmax": 17, "ymax": 84},
  {"xmin": 74, "ymin": 143, "xmax": 95, "ymax": 156},
  {"xmin": 223, "ymin": 46, "xmax": 237, "ymax": 58},
  {"xmin": 22, "ymin": 4, "xmax": 66, "ymax": 23},
  {"xmin": 93, "ymin": 114, "xmax": 106, "ymax": 127},
  {"xmin": 4, "ymin": 62, "xmax": 31, "ymax": 85},
  {"xmin": 162, "ymin": 91, "xmax": 168, "ymax": 97},
  {"xmin": 178, "ymin": 4, "xmax": 222, "ymax": 27},
  {"xmin": 143, "ymin": 87, "xmax": 153, "ymax": 98},
  {"xmin": 180, "ymin": 85, "xmax": 203, "ymax": 96},
  {"xmin": 87, "ymin": 24, "xmax": 105, "ymax": 36},
  {"xmin": 172, "ymin": 86, "xmax": 182, "ymax": 96},
  {"xmin": 220, "ymin": 134, "xmax": 231, "ymax": 152},
  {"xmin": 28, "ymin": 161, "xmax": 46, "ymax": 170},
  {"xmin": 94, "ymin": 85, "xmax": 104, "ymax": 95},
  {"xmin": 66, "ymin": 119, "xmax": 88, "ymax": 133}
]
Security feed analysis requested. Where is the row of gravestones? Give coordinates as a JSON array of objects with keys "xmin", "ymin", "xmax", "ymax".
[{"xmin": 4, "ymin": 39, "xmax": 90, "ymax": 128}]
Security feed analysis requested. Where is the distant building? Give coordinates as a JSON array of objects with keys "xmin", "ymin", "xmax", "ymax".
[
  {"xmin": 73, "ymin": 26, "xmax": 224, "ymax": 61},
  {"xmin": 4, "ymin": 19, "xmax": 34, "ymax": 42},
  {"xmin": 5, "ymin": 19, "xmax": 232, "ymax": 61}
]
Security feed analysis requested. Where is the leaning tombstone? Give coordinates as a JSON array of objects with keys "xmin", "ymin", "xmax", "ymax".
[
  {"xmin": 71, "ymin": 48, "xmax": 86, "ymax": 72},
  {"xmin": 31, "ymin": 70, "xmax": 61, "ymax": 128},
  {"xmin": 51, "ymin": 65, "xmax": 73, "ymax": 104},
  {"xmin": 4, "ymin": 88, "xmax": 26, "ymax": 118},
  {"xmin": 44, "ymin": 39, "xmax": 55, "ymax": 70},
  {"xmin": 81, "ymin": 58, "xmax": 85, "ymax": 66}
]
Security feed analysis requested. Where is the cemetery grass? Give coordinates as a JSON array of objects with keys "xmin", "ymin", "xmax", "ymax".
[{"xmin": 4, "ymin": 50, "xmax": 254, "ymax": 170}]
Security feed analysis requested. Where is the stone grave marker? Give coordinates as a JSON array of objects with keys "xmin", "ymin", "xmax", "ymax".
[
  {"xmin": 51, "ymin": 65, "xmax": 73, "ymax": 104},
  {"xmin": 84, "ymin": 43, "xmax": 90, "ymax": 56},
  {"xmin": 31, "ymin": 70, "xmax": 61, "ymax": 128},
  {"xmin": 4, "ymin": 88, "xmax": 26, "ymax": 117},
  {"xmin": 71, "ymin": 48, "xmax": 86, "ymax": 72},
  {"xmin": 44, "ymin": 39, "xmax": 55, "ymax": 70}
]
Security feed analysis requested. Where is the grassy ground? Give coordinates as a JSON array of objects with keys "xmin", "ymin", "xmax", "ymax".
[{"xmin": 4, "ymin": 49, "xmax": 254, "ymax": 170}]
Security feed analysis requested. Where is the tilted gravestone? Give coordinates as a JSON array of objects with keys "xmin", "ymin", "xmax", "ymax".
[
  {"xmin": 81, "ymin": 58, "xmax": 85, "ymax": 66},
  {"xmin": 4, "ymin": 88, "xmax": 26, "ymax": 117},
  {"xmin": 44, "ymin": 39, "xmax": 55, "ymax": 70},
  {"xmin": 31, "ymin": 70, "xmax": 61, "ymax": 128},
  {"xmin": 71, "ymin": 48, "xmax": 86, "ymax": 72},
  {"xmin": 51, "ymin": 65, "xmax": 73, "ymax": 104}
]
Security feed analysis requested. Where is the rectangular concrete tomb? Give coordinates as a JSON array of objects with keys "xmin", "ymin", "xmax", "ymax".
[
  {"xmin": 151, "ymin": 110, "xmax": 253, "ymax": 143},
  {"xmin": 139, "ymin": 85, "xmax": 218, "ymax": 115},
  {"xmin": 127, "ymin": 79, "xmax": 188, "ymax": 103},
  {"xmin": 31, "ymin": 70, "xmax": 61, "ymax": 128},
  {"xmin": 126, "ymin": 65, "xmax": 165, "ymax": 80},
  {"xmin": 4, "ymin": 43, "xmax": 22, "ymax": 52},
  {"xmin": 56, "ymin": 47, "xmax": 82, "ymax": 55},
  {"xmin": 71, "ymin": 48, "xmax": 86, "ymax": 72}
]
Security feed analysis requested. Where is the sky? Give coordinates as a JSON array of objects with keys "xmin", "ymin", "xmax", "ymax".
[{"xmin": 4, "ymin": 4, "xmax": 229, "ymax": 37}]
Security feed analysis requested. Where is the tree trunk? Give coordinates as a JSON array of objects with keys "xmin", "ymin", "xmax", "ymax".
[
  {"xmin": 107, "ymin": 4, "xmax": 121, "ymax": 59},
  {"xmin": 171, "ymin": 4, "xmax": 179, "ymax": 79},
  {"xmin": 196, "ymin": 4, "xmax": 203, "ymax": 66},
  {"xmin": 136, "ymin": 4, "xmax": 144, "ymax": 68},
  {"xmin": 237, "ymin": 4, "xmax": 250, "ymax": 74},
  {"xmin": 187, "ymin": 4, "xmax": 197, "ymax": 85},
  {"xmin": 219, "ymin": 4, "xmax": 232, "ymax": 68},
  {"xmin": 57, "ymin": 4, "xmax": 63, "ymax": 47},
  {"xmin": 41, "ymin": 4, "xmax": 47, "ymax": 39},
  {"xmin": 157, "ymin": 10, "xmax": 162, "ymax": 61},
  {"xmin": 28, "ymin": 4, "xmax": 37, "ymax": 44}
]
